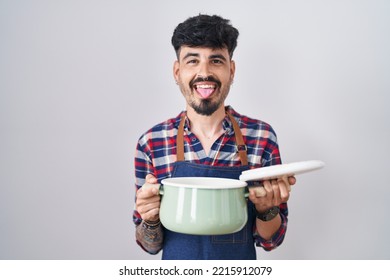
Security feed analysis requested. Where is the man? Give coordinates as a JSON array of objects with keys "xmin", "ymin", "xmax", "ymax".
[{"xmin": 133, "ymin": 14, "xmax": 296, "ymax": 260}]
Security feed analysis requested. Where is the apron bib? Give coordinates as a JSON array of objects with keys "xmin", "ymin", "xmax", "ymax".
[{"xmin": 161, "ymin": 112, "xmax": 256, "ymax": 260}]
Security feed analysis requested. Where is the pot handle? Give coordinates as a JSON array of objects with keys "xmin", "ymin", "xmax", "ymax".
[
  {"xmin": 141, "ymin": 183, "xmax": 164, "ymax": 195},
  {"xmin": 246, "ymin": 176, "xmax": 292, "ymax": 198},
  {"xmin": 247, "ymin": 186, "xmax": 267, "ymax": 198}
]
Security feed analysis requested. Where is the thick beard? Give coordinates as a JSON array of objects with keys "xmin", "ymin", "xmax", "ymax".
[
  {"xmin": 190, "ymin": 99, "xmax": 222, "ymax": 116},
  {"xmin": 179, "ymin": 76, "xmax": 230, "ymax": 116}
]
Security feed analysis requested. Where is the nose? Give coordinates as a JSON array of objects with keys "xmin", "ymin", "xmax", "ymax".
[{"xmin": 197, "ymin": 61, "xmax": 211, "ymax": 79}]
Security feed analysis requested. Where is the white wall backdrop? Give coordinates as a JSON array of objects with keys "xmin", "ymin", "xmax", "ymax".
[{"xmin": 1, "ymin": 0, "xmax": 389, "ymax": 260}]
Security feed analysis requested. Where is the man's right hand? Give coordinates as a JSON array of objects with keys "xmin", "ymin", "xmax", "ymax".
[{"xmin": 135, "ymin": 174, "xmax": 161, "ymax": 222}]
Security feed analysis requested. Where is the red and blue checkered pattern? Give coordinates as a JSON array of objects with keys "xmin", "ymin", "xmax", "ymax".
[{"xmin": 133, "ymin": 106, "xmax": 287, "ymax": 252}]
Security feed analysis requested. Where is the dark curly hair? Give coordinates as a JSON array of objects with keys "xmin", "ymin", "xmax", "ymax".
[{"xmin": 171, "ymin": 14, "xmax": 239, "ymax": 59}]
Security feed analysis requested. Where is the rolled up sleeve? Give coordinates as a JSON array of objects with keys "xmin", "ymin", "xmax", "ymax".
[{"xmin": 253, "ymin": 202, "xmax": 288, "ymax": 251}]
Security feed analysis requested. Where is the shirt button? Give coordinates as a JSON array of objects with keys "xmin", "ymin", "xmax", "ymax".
[{"xmin": 191, "ymin": 137, "xmax": 197, "ymax": 142}]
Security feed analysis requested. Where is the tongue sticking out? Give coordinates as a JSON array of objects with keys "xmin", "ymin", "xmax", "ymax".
[{"xmin": 196, "ymin": 87, "xmax": 214, "ymax": 99}]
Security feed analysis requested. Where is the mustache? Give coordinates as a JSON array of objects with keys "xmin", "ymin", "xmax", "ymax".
[{"xmin": 189, "ymin": 76, "xmax": 221, "ymax": 88}]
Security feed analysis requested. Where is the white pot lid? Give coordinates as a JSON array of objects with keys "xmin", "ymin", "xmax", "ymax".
[
  {"xmin": 239, "ymin": 160, "xmax": 325, "ymax": 182},
  {"xmin": 161, "ymin": 177, "xmax": 247, "ymax": 189}
]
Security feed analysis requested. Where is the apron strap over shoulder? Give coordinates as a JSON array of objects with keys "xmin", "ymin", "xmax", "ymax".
[
  {"xmin": 226, "ymin": 112, "xmax": 248, "ymax": 166},
  {"xmin": 176, "ymin": 112, "xmax": 248, "ymax": 165},
  {"xmin": 176, "ymin": 115, "xmax": 186, "ymax": 162}
]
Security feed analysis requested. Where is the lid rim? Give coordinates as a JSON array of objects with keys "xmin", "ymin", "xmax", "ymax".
[{"xmin": 161, "ymin": 177, "xmax": 247, "ymax": 189}]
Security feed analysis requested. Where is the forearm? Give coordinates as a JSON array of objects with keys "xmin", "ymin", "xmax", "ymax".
[
  {"xmin": 135, "ymin": 220, "xmax": 164, "ymax": 255},
  {"xmin": 256, "ymin": 214, "xmax": 282, "ymax": 241},
  {"xmin": 249, "ymin": 175, "xmax": 292, "ymax": 250},
  {"xmin": 254, "ymin": 206, "xmax": 288, "ymax": 251}
]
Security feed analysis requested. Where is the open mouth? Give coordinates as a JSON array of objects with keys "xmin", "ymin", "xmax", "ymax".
[{"xmin": 194, "ymin": 83, "xmax": 217, "ymax": 99}]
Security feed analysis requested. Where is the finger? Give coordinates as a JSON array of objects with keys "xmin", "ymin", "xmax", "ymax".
[
  {"xmin": 136, "ymin": 200, "xmax": 160, "ymax": 216},
  {"xmin": 145, "ymin": 174, "xmax": 158, "ymax": 184},
  {"xmin": 137, "ymin": 190, "xmax": 161, "ymax": 201},
  {"xmin": 137, "ymin": 186, "xmax": 161, "ymax": 201},
  {"xmin": 142, "ymin": 182, "xmax": 160, "ymax": 193},
  {"xmin": 281, "ymin": 176, "xmax": 292, "ymax": 192},
  {"xmin": 252, "ymin": 186, "xmax": 266, "ymax": 197},
  {"xmin": 135, "ymin": 196, "xmax": 157, "ymax": 211},
  {"xmin": 288, "ymin": 176, "xmax": 296, "ymax": 186},
  {"xmin": 271, "ymin": 180, "xmax": 281, "ymax": 205},
  {"xmin": 149, "ymin": 207, "xmax": 160, "ymax": 217},
  {"xmin": 263, "ymin": 180, "xmax": 273, "ymax": 194},
  {"xmin": 142, "ymin": 207, "xmax": 160, "ymax": 221},
  {"xmin": 277, "ymin": 178, "xmax": 290, "ymax": 202}
]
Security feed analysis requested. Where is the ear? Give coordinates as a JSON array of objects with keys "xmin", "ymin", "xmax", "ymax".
[
  {"xmin": 230, "ymin": 60, "xmax": 236, "ymax": 82},
  {"xmin": 173, "ymin": 60, "xmax": 180, "ymax": 83}
]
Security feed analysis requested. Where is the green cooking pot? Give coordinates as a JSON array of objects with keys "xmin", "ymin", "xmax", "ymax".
[
  {"xmin": 141, "ymin": 160, "xmax": 325, "ymax": 235},
  {"xmin": 158, "ymin": 177, "xmax": 250, "ymax": 235}
]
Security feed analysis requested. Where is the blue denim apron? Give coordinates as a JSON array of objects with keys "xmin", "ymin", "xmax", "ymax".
[{"xmin": 161, "ymin": 113, "xmax": 256, "ymax": 260}]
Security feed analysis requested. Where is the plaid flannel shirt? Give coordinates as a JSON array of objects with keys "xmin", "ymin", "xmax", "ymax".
[{"xmin": 133, "ymin": 106, "xmax": 288, "ymax": 252}]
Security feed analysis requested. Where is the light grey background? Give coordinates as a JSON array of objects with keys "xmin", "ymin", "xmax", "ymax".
[{"xmin": 1, "ymin": 0, "xmax": 389, "ymax": 259}]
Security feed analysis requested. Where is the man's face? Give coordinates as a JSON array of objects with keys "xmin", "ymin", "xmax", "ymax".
[{"xmin": 173, "ymin": 46, "xmax": 235, "ymax": 116}]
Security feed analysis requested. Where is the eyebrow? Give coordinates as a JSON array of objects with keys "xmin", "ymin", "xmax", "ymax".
[
  {"xmin": 182, "ymin": 52, "xmax": 228, "ymax": 61},
  {"xmin": 182, "ymin": 52, "xmax": 199, "ymax": 60},
  {"xmin": 209, "ymin": 54, "xmax": 228, "ymax": 61}
]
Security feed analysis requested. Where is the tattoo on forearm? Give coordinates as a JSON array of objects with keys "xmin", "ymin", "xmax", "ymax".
[{"xmin": 136, "ymin": 221, "xmax": 164, "ymax": 254}]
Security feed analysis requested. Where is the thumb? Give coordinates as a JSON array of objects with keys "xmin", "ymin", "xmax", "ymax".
[{"xmin": 145, "ymin": 174, "xmax": 158, "ymax": 184}]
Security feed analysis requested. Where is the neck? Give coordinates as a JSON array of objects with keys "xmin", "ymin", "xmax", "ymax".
[{"xmin": 186, "ymin": 106, "xmax": 226, "ymax": 139}]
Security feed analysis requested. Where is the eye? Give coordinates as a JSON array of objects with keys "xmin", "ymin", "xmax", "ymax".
[
  {"xmin": 212, "ymin": 59, "xmax": 224, "ymax": 64},
  {"xmin": 186, "ymin": 59, "xmax": 198, "ymax": 65}
]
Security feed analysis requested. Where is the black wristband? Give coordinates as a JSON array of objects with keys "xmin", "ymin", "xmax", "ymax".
[{"xmin": 254, "ymin": 206, "xmax": 280, "ymax": 221}]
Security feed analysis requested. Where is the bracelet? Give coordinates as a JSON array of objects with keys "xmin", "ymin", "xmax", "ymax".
[
  {"xmin": 142, "ymin": 219, "xmax": 161, "ymax": 230},
  {"xmin": 254, "ymin": 206, "xmax": 280, "ymax": 222}
]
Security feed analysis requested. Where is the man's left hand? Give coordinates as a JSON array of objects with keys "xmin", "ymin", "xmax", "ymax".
[{"xmin": 248, "ymin": 176, "xmax": 296, "ymax": 213}]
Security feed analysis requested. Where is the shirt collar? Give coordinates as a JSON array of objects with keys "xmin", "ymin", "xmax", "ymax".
[{"xmin": 175, "ymin": 106, "xmax": 236, "ymax": 136}]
